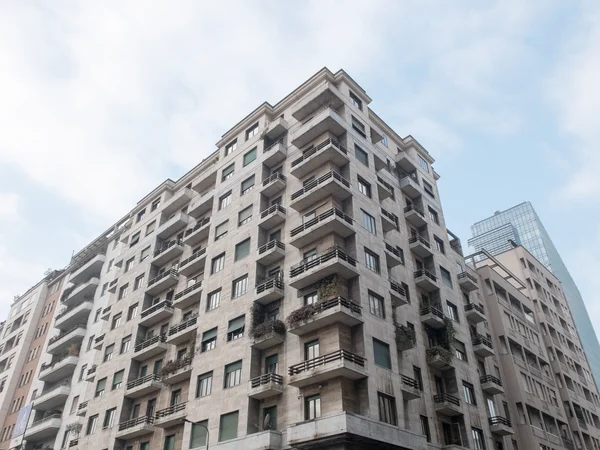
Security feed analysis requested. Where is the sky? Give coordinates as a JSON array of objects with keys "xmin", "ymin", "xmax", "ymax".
[{"xmin": 0, "ymin": 0, "xmax": 599, "ymax": 337}]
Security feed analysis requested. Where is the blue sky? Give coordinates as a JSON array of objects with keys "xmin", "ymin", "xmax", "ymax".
[{"xmin": 1, "ymin": 0, "xmax": 599, "ymax": 337}]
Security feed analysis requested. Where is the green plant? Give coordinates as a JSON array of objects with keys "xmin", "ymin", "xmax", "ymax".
[
  {"xmin": 159, "ymin": 359, "xmax": 179, "ymax": 377},
  {"xmin": 250, "ymin": 320, "xmax": 286, "ymax": 339},
  {"xmin": 65, "ymin": 422, "xmax": 82, "ymax": 433},
  {"xmin": 426, "ymin": 346, "xmax": 453, "ymax": 365},
  {"xmin": 250, "ymin": 302, "xmax": 264, "ymax": 330},
  {"xmin": 395, "ymin": 325, "xmax": 416, "ymax": 346},
  {"xmin": 317, "ymin": 275, "xmax": 339, "ymax": 300},
  {"xmin": 440, "ymin": 317, "xmax": 456, "ymax": 350},
  {"xmin": 285, "ymin": 303, "xmax": 317, "ymax": 326}
]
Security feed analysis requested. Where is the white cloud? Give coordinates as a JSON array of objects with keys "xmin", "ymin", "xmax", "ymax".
[{"xmin": 0, "ymin": 193, "xmax": 20, "ymax": 222}]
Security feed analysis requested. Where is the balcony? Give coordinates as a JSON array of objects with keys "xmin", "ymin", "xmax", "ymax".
[
  {"xmin": 133, "ymin": 334, "xmax": 170, "ymax": 361},
  {"xmin": 434, "ymin": 393, "xmax": 462, "ymax": 416},
  {"xmin": 464, "ymin": 303, "xmax": 486, "ymax": 323},
  {"xmin": 183, "ymin": 217, "xmax": 211, "ymax": 247},
  {"xmin": 377, "ymin": 175, "xmax": 394, "ymax": 200},
  {"xmin": 39, "ymin": 355, "xmax": 79, "ymax": 383},
  {"xmin": 93, "ymin": 333, "xmax": 104, "ymax": 350},
  {"xmin": 395, "ymin": 324, "xmax": 416, "ymax": 351},
  {"xmin": 167, "ymin": 316, "xmax": 198, "ymax": 344},
  {"xmin": 290, "ymin": 171, "xmax": 351, "ymax": 212},
  {"xmin": 162, "ymin": 357, "xmax": 194, "ymax": 384},
  {"xmin": 125, "ymin": 374, "xmax": 163, "ymax": 398},
  {"xmin": 139, "ymin": 300, "xmax": 174, "ymax": 327},
  {"xmin": 152, "ymin": 239, "xmax": 184, "ymax": 266},
  {"xmin": 116, "ymin": 416, "xmax": 154, "ymax": 440},
  {"xmin": 290, "ymin": 137, "xmax": 349, "ymax": 178},
  {"xmin": 248, "ymin": 373, "xmax": 284, "ymax": 399},
  {"xmin": 157, "ymin": 211, "xmax": 191, "ymax": 239},
  {"xmin": 191, "ymin": 165, "xmax": 217, "ymax": 194},
  {"xmin": 384, "ymin": 243, "xmax": 404, "ymax": 268},
  {"xmin": 54, "ymin": 300, "xmax": 93, "ymax": 331},
  {"xmin": 265, "ymin": 116, "xmax": 288, "ymax": 139},
  {"xmin": 489, "ymin": 416, "xmax": 514, "ymax": 435},
  {"xmin": 24, "ymin": 414, "xmax": 62, "ymax": 441},
  {"xmin": 258, "ymin": 204, "xmax": 286, "ymax": 229},
  {"xmin": 33, "ymin": 381, "xmax": 70, "ymax": 411},
  {"xmin": 480, "ymin": 375, "xmax": 504, "ymax": 395},
  {"xmin": 69, "ymin": 253, "xmax": 105, "ymax": 285},
  {"xmin": 255, "ymin": 277, "xmax": 284, "ymax": 305},
  {"xmin": 420, "ymin": 305, "xmax": 445, "ymax": 328},
  {"xmin": 399, "ymin": 175, "xmax": 420, "ymax": 198},
  {"xmin": 47, "ymin": 325, "xmax": 86, "ymax": 355},
  {"xmin": 389, "ymin": 279, "xmax": 408, "ymax": 307},
  {"xmin": 292, "ymin": 82, "xmax": 344, "ymax": 121},
  {"xmin": 404, "ymin": 204, "xmax": 427, "ymax": 227},
  {"xmin": 263, "ymin": 140, "xmax": 287, "ymax": 168},
  {"xmin": 76, "ymin": 400, "xmax": 88, "ymax": 417},
  {"xmin": 257, "ymin": 240, "xmax": 285, "ymax": 265},
  {"xmin": 261, "ymin": 172, "xmax": 286, "ymax": 197},
  {"xmin": 188, "ymin": 191, "xmax": 215, "ymax": 219},
  {"xmin": 400, "ymin": 375, "xmax": 421, "ymax": 400},
  {"xmin": 85, "ymin": 365, "xmax": 97, "ymax": 382},
  {"xmin": 251, "ymin": 321, "xmax": 286, "ymax": 349},
  {"xmin": 457, "ymin": 271, "xmax": 478, "ymax": 291},
  {"xmin": 288, "ymin": 297, "xmax": 362, "ymax": 336},
  {"xmin": 162, "ymin": 188, "xmax": 194, "ymax": 217},
  {"xmin": 289, "ymin": 208, "xmax": 354, "ymax": 248},
  {"xmin": 414, "ymin": 269, "xmax": 439, "ymax": 291},
  {"xmin": 409, "ymin": 235, "xmax": 433, "ymax": 258},
  {"xmin": 427, "ymin": 347, "xmax": 453, "ymax": 370},
  {"xmin": 61, "ymin": 277, "xmax": 99, "ymax": 306},
  {"xmin": 146, "ymin": 268, "xmax": 180, "ymax": 296},
  {"xmin": 291, "ymin": 107, "xmax": 346, "ymax": 149},
  {"xmin": 172, "ymin": 282, "xmax": 202, "ymax": 309},
  {"xmin": 155, "ymin": 402, "xmax": 187, "ymax": 428},
  {"xmin": 472, "ymin": 335, "xmax": 494, "ymax": 357},
  {"xmin": 288, "ymin": 349, "xmax": 367, "ymax": 388},
  {"xmin": 178, "ymin": 248, "xmax": 207, "ymax": 276},
  {"xmin": 107, "ymin": 279, "xmax": 118, "ymax": 294},
  {"xmin": 380, "ymin": 208, "xmax": 399, "ymax": 232},
  {"xmin": 289, "ymin": 247, "xmax": 358, "ymax": 290},
  {"xmin": 396, "ymin": 152, "xmax": 417, "ymax": 172}
]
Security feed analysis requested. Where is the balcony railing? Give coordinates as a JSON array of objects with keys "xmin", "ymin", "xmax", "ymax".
[
  {"xmin": 34, "ymin": 380, "xmax": 70, "ymax": 399},
  {"xmin": 289, "ymin": 349, "xmax": 365, "ymax": 375},
  {"xmin": 179, "ymin": 248, "xmax": 206, "ymax": 269},
  {"xmin": 30, "ymin": 413, "xmax": 62, "ymax": 427},
  {"xmin": 256, "ymin": 277, "xmax": 284, "ymax": 294},
  {"xmin": 472, "ymin": 334, "xmax": 493, "ymax": 349},
  {"xmin": 55, "ymin": 299, "xmax": 90, "ymax": 320},
  {"xmin": 401, "ymin": 375, "xmax": 421, "ymax": 390},
  {"xmin": 290, "ymin": 246, "xmax": 356, "ymax": 278},
  {"xmin": 168, "ymin": 316, "xmax": 198, "ymax": 337},
  {"xmin": 48, "ymin": 325, "xmax": 86, "ymax": 346},
  {"xmin": 262, "ymin": 172, "xmax": 286, "ymax": 186},
  {"xmin": 465, "ymin": 303, "xmax": 485, "ymax": 314},
  {"xmin": 264, "ymin": 138, "xmax": 285, "ymax": 153},
  {"xmin": 250, "ymin": 373, "xmax": 283, "ymax": 388},
  {"xmin": 409, "ymin": 235, "xmax": 431, "ymax": 248},
  {"xmin": 40, "ymin": 352, "xmax": 79, "ymax": 372},
  {"xmin": 291, "ymin": 137, "xmax": 347, "ymax": 168},
  {"xmin": 87, "ymin": 365, "xmax": 97, "ymax": 376},
  {"xmin": 184, "ymin": 217, "xmax": 210, "ymax": 237},
  {"xmin": 287, "ymin": 297, "xmax": 362, "ymax": 327},
  {"xmin": 385, "ymin": 243, "xmax": 404, "ymax": 260},
  {"xmin": 260, "ymin": 203, "xmax": 286, "ymax": 219},
  {"xmin": 433, "ymin": 393, "xmax": 460, "ymax": 406},
  {"xmin": 154, "ymin": 239, "xmax": 183, "ymax": 257},
  {"xmin": 414, "ymin": 269, "xmax": 437, "ymax": 282},
  {"xmin": 489, "ymin": 416, "xmax": 512, "ymax": 427},
  {"xmin": 127, "ymin": 374, "xmax": 161, "ymax": 390},
  {"xmin": 390, "ymin": 279, "xmax": 406, "ymax": 297},
  {"xmin": 118, "ymin": 415, "xmax": 153, "ymax": 431},
  {"xmin": 155, "ymin": 402, "xmax": 186, "ymax": 419},
  {"xmin": 140, "ymin": 300, "xmax": 172, "ymax": 319},
  {"xmin": 404, "ymin": 204, "xmax": 425, "ymax": 217},
  {"xmin": 78, "ymin": 401, "xmax": 88, "ymax": 411},
  {"xmin": 290, "ymin": 208, "xmax": 353, "ymax": 238},
  {"xmin": 290, "ymin": 170, "xmax": 350, "ymax": 201},
  {"xmin": 458, "ymin": 271, "xmax": 478, "ymax": 284},
  {"xmin": 377, "ymin": 175, "xmax": 394, "ymax": 193},
  {"xmin": 480, "ymin": 375, "xmax": 503, "ymax": 386},
  {"xmin": 258, "ymin": 240, "xmax": 285, "ymax": 255},
  {"xmin": 173, "ymin": 282, "xmax": 202, "ymax": 301},
  {"xmin": 134, "ymin": 334, "xmax": 167, "ymax": 353},
  {"xmin": 381, "ymin": 208, "xmax": 399, "ymax": 227},
  {"xmin": 147, "ymin": 268, "xmax": 178, "ymax": 288},
  {"xmin": 420, "ymin": 305, "xmax": 444, "ymax": 319}
]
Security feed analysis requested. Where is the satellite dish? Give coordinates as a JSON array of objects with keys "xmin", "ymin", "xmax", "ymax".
[{"xmin": 263, "ymin": 414, "xmax": 271, "ymax": 430}]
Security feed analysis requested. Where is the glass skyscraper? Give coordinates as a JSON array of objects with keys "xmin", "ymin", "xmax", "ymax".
[{"xmin": 468, "ymin": 201, "xmax": 600, "ymax": 390}]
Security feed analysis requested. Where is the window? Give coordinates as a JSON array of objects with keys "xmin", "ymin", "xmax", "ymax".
[
  {"xmin": 190, "ymin": 420, "xmax": 209, "ymax": 448},
  {"xmin": 222, "ymin": 163, "xmax": 235, "ymax": 181},
  {"xmin": 369, "ymin": 291, "xmax": 385, "ymax": 319},
  {"xmin": 207, "ymin": 289, "xmax": 221, "ymax": 311},
  {"xmin": 125, "ymin": 258, "xmax": 134, "ymax": 272},
  {"xmin": 418, "ymin": 154, "xmax": 429, "ymax": 172},
  {"xmin": 219, "ymin": 191, "xmax": 232, "ymax": 209},
  {"xmin": 151, "ymin": 197, "xmax": 161, "ymax": 211},
  {"xmin": 355, "ymin": 144, "xmax": 368, "ymax": 166},
  {"xmin": 428, "ymin": 207, "xmax": 439, "ymax": 224},
  {"xmin": 246, "ymin": 122, "xmax": 259, "ymax": 140},
  {"xmin": 112, "ymin": 370, "xmax": 124, "ymax": 389},
  {"xmin": 304, "ymin": 292, "xmax": 318, "ymax": 305},
  {"xmin": 373, "ymin": 339, "xmax": 391, "ymax": 369},
  {"xmin": 305, "ymin": 340, "xmax": 320, "ymax": 360},
  {"xmin": 103, "ymin": 344, "xmax": 114, "ymax": 362},
  {"xmin": 140, "ymin": 246, "xmax": 150, "ymax": 261},
  {"xmin": 423, "ymin": 180, "xmax": 435, "ymax": 198},
  {"xmin": 211, "ymin": 253, "xmax": 225, "ymax": 274},
  {"xmin": 100, "ymin": 284, "xmax": 108, "ymax": 297},
  {"xmin": 305, "ymin": 395, "xmax": 321, "ymax": 420},
  {"xmin": 238, "ymin": 205, "xmax": 252, "ymax": 226},
  {"xmin": 225, "ymin": 139, "xmax": 237, "ymax": 156},
  {"xmin": 446, "ymin": 301, "xmax": 459, "ymax": 322},
  {"xmin": 420, "ymin": 416, "xmax": 431, "ymax": 442},
  {"xmin": 472, "ymin": 427, "xmax": 486, "ymax": 450},
  {"xmin": 103, "ymin": 408, "xmax": 116, "ymax": 429},
  {"xmin": 243, "ymin": 147, "xmax": 257, "ymax": 166},
  {"xmin": 130, "ymin": 232, "xmax": 140, "ymax": 247},
  {"xmin": 232, "ymin": 275, "xmax": 248, "ymax": 298},
  {"xmin": 349, "ymin": 91, "xmax": 362, "ymax": 110},
  {"xmin": 127, "ymin": 303, "xmax": 138, "ymax": 320},
  {"xmin": 163, "ymin": 435, "xmax": 175, "ymax": 450},
  {"xmin": 215, "ymin": 220, "xmax": 228, "ymax": 240},
  {"xmin": 86, "ymin": 415, "xmax": 98, "ymax": 435},
  {"xmin": 265, "ymin": 354, "xmax": 279, "ymax": 374},
  {"xmin": 434, "ymin": 236, "xmax": 445, "ymax": 254},
  {"xmin": 382, "ymin": 134, "xmax": 389, "ymax": 147},
  {"xmin": 352, "ymin": 115, "xmax": 366, "ymax": 138},
  {"xmin": 364, "ymin": 248, "xmax": 380, "ymax": 273},
  {"xmin": 358, "ymin": 176, "xmax": 371, "ymax": 198},
  {"xmin": 235, "ymin": 239, "xmax": 251, "ymax": 261},
  {"xmin": 241, "ymin": 175, "xmax": 255, "ymax": 194},
  {"xmin": 361, "ymin": 210, "xmax": 376, "ymax": 235},
  {"xmin": 95, "ymin": 378, "xmax": 106, "ymax": 397},
  {"xmin": 219, "ymin": 411, "xmax": 239, "ymax": 442},
  {"xmin": 227, "ymin": 316, "xmax": 245, "ymax": 341},
  {"xmin": 120, "ymin": 336, "xmax": 131, "ymax": 354},
  {"xmin": 463, "ymin": 382, "xmax": 476, "ymax": 405},
  {"xmin": 145, "ymin": 221, "xmax": 155, "ymax": 236},
  {"xmin": 111, "ymin": 313, "xmax": 122, "ymax": 330},
  {"xmin": 118, "ymin": 284, "xmax": 129, "ymax": 300},
  {"xmin": 79, "ymin": 364, "xmax": 87, "ymax": 381},
  {"xmin": 134, "ymin": 274, "xmax": 145, "ymax": 290},
  {"xmin": 107, "ymin": 259, "xmax": 114, "ymax": 271},
  {"xmin": 196, "ymin": 372, "xmax": 213, "ymax": 397},
  {"xmin": 201, "ymin": 328, "xmax": 217, "ymax": 352},
  {"xmin": 455, "ymin": 341, "xmax": 467, "ymax": 361},
  {"xmin": 70, "ymin": 396, "xmax": 79, "ymax": 414},
  {"xmin": 440, "ymin": 267, "xmax": 453, "ymax": 287},
  {"xmin": 377, "ymin": 393, "xmax": 397, "ymax": 425},
  {"xmin": 224, "ymin": 361, "xmax": 242, "ymax": 388}
]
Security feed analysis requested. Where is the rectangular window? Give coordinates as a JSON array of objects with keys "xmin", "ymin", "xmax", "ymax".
[
  {"xmin": 434, "ymin": 236, "xmax": 445, "ymax": 254},
  {"xmin": 232, "ymin": 275, "xmax": 248, "ymax": 298},
  {"xmin": 112, "ymin": 370, "xmax": 124, "ymax": 389},
  {"xmin": 103, "ymin": 408, "xmax": 116, "ymax": 429},
  {"xmin": 238, "ymin": 205, "xmax": 252, "ymax": 226},
  {"xmin": 219, "ymin": 411, "xmax": 239, "ymax": 442},
  {"xmin": 246, "ymin": 123, "xmax": 259, "ymax": 140},
  {"xmin": 225, "ymin": 139, "xmax": 237, "ymax": 156},
  {"xmin": 423, "ymin": 180, "xmax": 435, "ymax": 198},
  {"xmin": 463, "ymin": 381, "xmax": 476, "ymax": 405},
  {"xmin": 352, "ymin": 115, "xmax": 366, "ymax": 138},
  {"xmin": 369, "ymin": 291, "xmax": 385, "ymax": 319},
  {"xmin": 207, "ymin": 289, "xmax": 221, "ymax": 311},
  {"xmin": 304, "ymin": 292, "xmax": 318, "ymax": 305},
  {"xmin": 86, "ymin": 415, "xmax": 98, "ymax": 435},
  {"xmin": 151, "ymin": 197, "xmax": 161, "ymax": 211},
  {"xmin": 134, "ymin": 274, "xmax": 145, "ymax": 290},
  {"xmin": 235, "ymin": 239, "xmax": 250, "ymax": 261},
  {"xmin": 455, "ymin": 341, "xmax": 467, "ymax": 361},
  {"xmin": 120, "ymin": 336, "xmax": 131, "ymax": 354},
  {"xmin": 227, "ymin": 316, "xmax": 245, "ymax": 341},
  {"xmin": 215, "ymin": 220, "xmax": 228, "ymax": 241},
  {"xmin": 222, "ymin": 163, "xmax": 235, "ymax": 181},
  {"xmin": 163, "ymin": 435, "xmax": 175, "ymax": 450},
  {"xmin": 241, "ymin": 175, "xmax": 255, "ymax": 194},
  {"xmin": 358, "ymin": 176, "xmax": 371, "ymax": 197},
  {"xmin": 355, "ymin": 144, "xmax": 368, "ymax": 166},
  {"xmin": 440, "ymin": 267, "xmax": 453, "ymax": 287},
  {"xmin": 103, "ymin": 344, "xmax": 114, "ymax": 363},
  {"xmin": 472, "ymin": 428, "xmax": 485, "ymax": 450},
  {"xmin": 130, "ymin": 232, "xmax": 140, "ymax": 247},
  {"xmin": 118, "ymin": 284, "xmax": 129, "ymax": 300},
  {"xmin": 190, "ymin": 420, "xmax": 209, "ymax": 448},
  {"xmin": 211, "ymin": 253, "xmax": 225, "ymax": 274},
  {"xmin": 219, "ymin": 191, "xmax": 232, "ymax": 210},
  {"xmin": 140, "ymin": 246, "xmax": 150, "ymax": 261},
  {"xmin": 201, "ymin": 328, "xmax": 218, "ymax": 352},
  {"xmin": 305, "ymin": 339, "xmax": 320, "ymax": 360},
  {"xmin": 243, "ymin": 147, "xmax": 257, "ymax": 166},
  {"xmin": 446, "ymin": 301, "xmax": 459, "ymax": 322},
  {"xmin": 196, "ymin": 371, "xmax": 213, "ymax": 397},
  {"xmin": 125, "ymin": 258, "xmax": 134, "ymax": 272},
  {"xmin": 127, "ymin": 304, "xmax": 138, "ymax": 320},
  {"xmin": 364, "ymin": 248, "xmax": 380, "ymax": 273},
  {"xmin": 305, "ymin": 395, "xmax": 321, "ymax": 420},
  {"xmin": 224, "ymin": 361, "xmax": 242, "ymax": 388},
  {"xmin": 428, "ymin": 207, "xmax": 439, "ymax": 224},
  {"xmin": 145, "ymin": 221, "xmax": 155, "ymax": 236},
  {"xmin": 349, "ymin": 91, "xmax": 362, "ymax": 110},
  {"xmin": 420, "ymin": 416, "xmax": 431, "ymax": 442},
  {"xmin": 373, "ymin": 338, "xmax": 391, "ymax": 369},
  {"xmin": 111, "ymin": 313, "xmax": 122, "ymax": 330},
  {"xmin": 95, "ymin": 378, "xmax": 106, "ymax": 397},
  {"xmin": 418, "ymin": 155, "xmax": 429, "ymax": 172},
  {"xmin": 377, "ymin": 392, "xmax": 397, "ymax": 425},
  {"xmin": 361, "ymin": 210, "xmax": 377, "ymax": 235}
]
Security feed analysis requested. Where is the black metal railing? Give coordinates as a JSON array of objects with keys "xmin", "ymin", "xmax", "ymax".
[
  {"xmin": 258, "ymin": 240, "xmax": 285, "ymax": 255},
  {"xmin": 489, "ymin": 416, "xmax": 512, "ymax": 427},
  {"xmin": 472, "ymin": 334, "xmax": 493, "ymax": 349},
  {"xmin": 289, "ymin": 349, "xmax": 365, "ymax": 375},
  {"xmin": 409, "ymin": 235, "xmax": 431, "ymax": 248},
  {"xmin": 381, "ymin": 207, "xmax": 399, "ymax": 226},
  {"xmin": 250, "ymin": 373, "xmax": 283, "ymax": 388},
  {"xmin": 401, "ymin": 375, "xmax": 421, "ymax": 390},
  {"xmin": 290, "ymin": 246, "xmax": 356, "ymax": 278},
  {"xmin": 256, "ymin": 277, "xmax": 284, "ymax": 294},
  {"xmin": 262, "ymin": 172, "xmax": 286, "ymax": 186},
  {"xmin": 155, "ymin": 402, "xmax": 186, "ymax": 420},
  {"xmin": 290, "ymin": 208, "xmax": 353, "ymax": 237},
  {"xmin": 147, "ymin": 268, "xmax": 179, "ymax": 287},
  {"xmin": 389, "ymin": 280, "xmax": 407, "ymax": 298},
  {"xmin": 78, "ymin": 401, "xmax": 88, "ymax": 411},
  {"xmin": 420, "ymin": 305, "xmax": 444, "ymax": 319},
  {"xmin": 290, "ymin": 170, "xmax": 350, "ymax": 201},
  {"xmin": 134, "ymin": 334, "xmax": 167, "ymax": 353},
  {"xmin": 377, "ymin": 175, "xmax": 394, "ymax": 193},
  {"xmin": 404, "ymin": 204, "xmax": 425, "ymax": 217},
  {"xmin": 184, "ymin": 217, "xmax": 210, "ymax": 238},
  {"xmin": 168, "ymin": 316, "xmax": 197, "ymax": 336},
  {"xmin": 465, "ymin": 303, "xmax": 485, "ymax": 314},
  {"xmin": 162, "ymin": 357, "xmax": 193, "ymax": 377},
  {"xmin": 94, "ymin": 334, "xmax": 105, "ymax": 344},
  {"xmin": 87, "ymin": 365, "xmax": 97, "ymax": 376},
  {"xmin": 414, "ymin": 269, "xmax": 437, "ymax": 282},
  {"xmin": 118, "ymin": 415, "xmax": 153, "ymax": 431},
  {"xmin": 385, "ymin": 243, "xmax": 403, "ymax": 259},
  {"xmin": 458, "ymin": 271, "xmax": 478, "ymax": 283},
  {"xmin": 260, "ymin": 203, "xmax": 286, "ymax": 219},
  {"xmin": 433, "ymin": 393, "xmax": 460, "ymax": 406},
  {"xmin": 140, "ymin": 300, "xmax": 173, "ymax": 318},
  {"xmin": 126, "ymin": 374, "xmax": 161, "ymax": 390},
  {"xmin": 480, "ymin": 375, "xmax": 502, "ymax": 386},
  {"xmin": 173, "ymin": 281, "xmax": 202, "ymax": 301},
  {"xmin": 179, "ymin": 248, "xmax": 206, "ymax": 270},
  {"xmin": 288, "ymin": 297, "xmax": 361, "ymax": 327},
  {"xmin": 291, "ymin": 137, "xmax": 347, "ymax": 168},
  {"xmin": 153, "ymin": 239, "xmax": 183, "ymax": 257}
]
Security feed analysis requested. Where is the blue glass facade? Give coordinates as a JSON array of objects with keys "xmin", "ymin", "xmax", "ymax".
[{"xmin": 469, "ymin": 202, "xmax": 600, "ymax": 390}]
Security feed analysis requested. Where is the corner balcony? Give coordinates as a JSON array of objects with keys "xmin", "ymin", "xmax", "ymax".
[
  {"xmin": 47, "ymin": 325, "xmax": 86, "ymax": 355},
  {"xmin": 288, "ymin": 297, "xmax": 362, "ymax": 336},
  {"xmin": 125, "ymin": 374, "xmax": 163, "ymax": 398},
  {"xmin": 152, "ymin": 239, "xmax": 184, "ymax": 266},
  {"xmin": 157, "ymin": 211, "xmax": 191, "ymax": 239},
  {"xmin": 172, "ymin": 282, "xmax": 202, "ymax": 309},
  {"xmin": 376, "ymin": 175, "xmax": 394, "ymax": 200},
  {"xmin": 178, "ymin": 248, "xmax": 207, "ymax": 277},
  {"xmin": 414, "ymin": 269, "xmax": 439, "ymax": 291},
  {"xmin": 404, "ymin": 204, "xmax": 427, "ymax": 227},
  {"xmin": 258, "ymin": 204, "xmax": 286, "ymax": 229},
  {"xmin": 427, "ymin": 347, "xmax": 453, "ymax": 370},
  {"xmin": 290, "ymin": 136, "xmax": 349, "ymax": 178},
  {"xmin": 69, "ymin": 253, "xmax": 105, "ymax": 285},
  {"xmin": 182, "ymin": 217, "xmax": 211, "ymax": 247},
  {"xmin": 116, "ymin": 416, "xmax": 154, "ymax": 440},
  {"xmin": 139, "ymin": 300, "xmax": 174, "ymax": 327},
  {"xmin": 291, "ymin": 107, "xmax": 346, "ymax": 149},
  {"xmin": 167, "ymin": 316, "xmax": 198, "ymax": 344},
  {"xmin": 249, "ymin": 373, "xmax": 284, "ymax": 399},
  {"xmin": 288, "ymin": 349, "xmax": 367, "ymax": 388},
  {"xmin": 400, "ymin": 375, "xmax": 421, "ymax": 400},
  {"xmin": 54, "ymin": 300, "xmax": 93, "ymax": 331},
  {"xmin": 434, "ymin": 393, "xmax": 462, "ymax": 416},
  {"xmin": 100, "ymin": 306, "xmax": 111, "ymax": 320},
  {"xmin": 76, "ymin": 400, "xmax": 88, "ymax": 417},
  {"xmin": 420, "ymin": 305, "xmax": 445, "ymax": 328},
  {"xmin": 39, "ymin": 355, "xmax": 79, "ymax": 383},
  {"xmin": 107, "ymin": 278, "xmax": 118, "ymax": 294},
  {"xmin": 133, "ymin": 334, "xmax": 170, "ymax": 361},
  {"xmin": 33, "ymin": 381, "xmax": 70, "ymax": 411},
  {"xmin": 257, "ymin": 240, "xmax": 285, "ymax": 265},
  {"xmin": 289, "ymin": 247, "xmax": 358, "ymax": 290},
  {"xmin": 162, "ymin": 357, "xmax": 194, "ymax": 384},
  {"xmin": 290, "ymin": 171, "xmax": 351, "ymax": 212},
  {"xmin": 24, "ymin": 414, "xmax": 62, "ymax": 441},
  {"xmin": 262, "ymin": 140, "xmax": 287, "ymax": 168},
  {"xmin": 472, "ymin": 334, "xmax": 494, "ymax": 357},
  {"xmin": 380, "ymin": 208, "xmax": 399, "ymax": 232},
  {"xmin": 409, "ymin": 235, "xmax": 433, "ymax": 258},
  {"xmin": 162, "ymin": 187, "xmax": 194, "ymax": 217},
  {"xmin": 255, "ymin": 277, "xmax": 285, "ymax": 305},
  {"xmin": 155, "ymin": 402, "xmax": 187, "ymax": 428},
  {"xmin": 464, "ymin": 303, "xmax": 486, "ymax": 323},
  {"xmin": 480, "ymin": 375, "xmax": 504, "ymax": 395},
  {"xmin": 61, "ymin": 277, "xmax": 99, "ymax": 306},
  {"xmin": 396, "ymin": 152, "xmax": 417, "ymax": 172},
  {"xmin": 384, "ymin": 243, "xmax": 404, "ymax": 268},
  {"xmin": 389, "ymin": 279, "xmax": 408, "ymax": 306},
  {"xmin": 292, "ymin": 82, "xmax": 344, "ymax": 122},
  {"xmin": 289, "ymin": 207, "xmax": 354, "ymax": 248},
  {"xmin": 261, "ymin": 172, "xmax": 286, "ymax": 197},
  {"xmin": 251, "ymin": 321, "xmax": 286, "ymax": 349},
  {"xmin": 188, "ymin": 191, "xmax": 214, "ymax": 218},
  {"xmin": 399, "ymin": 175, "xmax": 421, "ymax": 198},
  {"xmin": 489, "ymin": 416, "xmax": 514, "ymax": 436},
  {"xmin": 265, "ymin": 117, "xmax": 289, "ymax": 139},
  {"xmin": 395, "ymin": 324, "xmax": 416, "ymax": 351},
  {"xmin": 146, "ymin": 269, "xmax": 180, "ymax": 296},
  {"xmin": 458, "ymin": 271, "xmax": 478, "ymax": 291}
]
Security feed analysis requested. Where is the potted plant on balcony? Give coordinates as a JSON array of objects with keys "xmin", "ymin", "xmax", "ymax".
[
  {"xmin": 426, "ymin": 318, "xmax": 456, "ymax": 367},
  {"xmin": 317, "ymin": 275, "xmax": 339, "ymax": 301}
]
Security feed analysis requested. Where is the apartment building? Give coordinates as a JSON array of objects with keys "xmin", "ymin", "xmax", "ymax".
[{"xmin": 0, "ymin": 270, "xmax": 63, "ymax": 449}]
